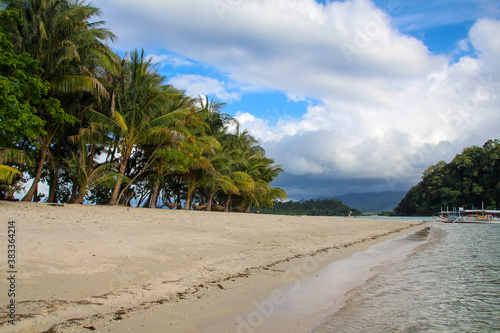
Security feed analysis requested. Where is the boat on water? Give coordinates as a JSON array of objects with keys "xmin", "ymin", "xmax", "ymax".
[{"xmin": 437, "ymin": 207, "xmax": 500, "ymax": 224}]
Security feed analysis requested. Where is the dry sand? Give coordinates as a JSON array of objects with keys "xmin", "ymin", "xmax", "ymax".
[{"xmin": 0, "ymin": 201, "xmax": 425, "ymax": 333}]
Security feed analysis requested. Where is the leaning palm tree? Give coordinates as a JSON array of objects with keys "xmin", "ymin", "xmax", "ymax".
[
  {"xmin": 90, "ymin": 50, "xmax": 187, "ymax": 205},
  {"xmin": 64, "ymin": 141, "xmax": 125, "ymax": 204}
]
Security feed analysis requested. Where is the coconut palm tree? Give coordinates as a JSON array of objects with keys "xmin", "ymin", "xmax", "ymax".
[
  {"xmin": 64, "ymin": 141, "xmax": 124, "ymax": 204},
  {"xmin": 198, "ymin": 145, "xmax": 238, "ymax": 211},
  {"xmin": 221, "ymin": 171, "xmax": 255, "ymax": 212},
  {"xmin": 179, "ymin": 134, "xmax": 219, "ymax": 210},
  {"xmin": 141, "ymin": 93, "xmax": 196, "ymax": 208},
  {"xmin": 88, "ymin": 50, "xmax": 187, "ymax": 205},
  {"xmin": 1, "ymin": 0, "xmax": 118, "ymax": 202},
  {"xmin": 242, "ymin": 155, "xmax": 286, "ymax": 212},
  {"xmin": 216, "ymin": 127, "xmax": 286, "ymax": 212},
  {"xmin": 1, "ymin": 0, "xmax": 117, "ymax": 96}
]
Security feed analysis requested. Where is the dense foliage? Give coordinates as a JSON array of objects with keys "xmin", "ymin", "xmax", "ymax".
[
  {"xmin": 257, "ymin": 198, "xmax": 362, "ymax": 216},
  {"xmin": 0, "ymin": 2, "xmax": 286, "ymax": 210},
  {"xmin": 395, "ymin": 140, "xmax": 500, "ymax": 216}
]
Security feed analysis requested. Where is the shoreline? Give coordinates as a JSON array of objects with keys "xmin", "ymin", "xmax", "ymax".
[
  {"xmin": 0, "ymin": 202, "xmax": 425, "ymax": 332},
  {"xmin": 197, "ymin": 224, "xmax": 428, "ymax": 333}
]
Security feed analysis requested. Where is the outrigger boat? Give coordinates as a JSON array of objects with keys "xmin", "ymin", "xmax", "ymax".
[{"xmin": 437, "ymin": 206, "xmax": 500, "ymax": 224}]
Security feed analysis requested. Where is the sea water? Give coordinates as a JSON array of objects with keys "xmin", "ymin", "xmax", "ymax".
[{"xmin": 314, "ymin": 222, "xmax": 500, "ymax": 332}]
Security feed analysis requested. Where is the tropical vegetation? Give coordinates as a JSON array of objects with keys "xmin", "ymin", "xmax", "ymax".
[
  {"xmin": 395, "ymin": 140, "xmax": 500, "ymax": 216},
  {"xmin": 257, "ymin": 198, "xmax": 362, "ymax": 216},
  {"xmin": 0, "ymin": 1, "xmax": 286, "ymax": 211}
]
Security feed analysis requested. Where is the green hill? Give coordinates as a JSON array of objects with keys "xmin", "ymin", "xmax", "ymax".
[
  {"xmin": 395, "ymin": 140, "xmax": 500, "ymax": 216},
  {"xmin": 257, "ymin": 198, "xmax": 362, "ymax": 216}
]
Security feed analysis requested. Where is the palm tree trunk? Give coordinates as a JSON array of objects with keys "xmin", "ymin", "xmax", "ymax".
[
  {"xmin": 184, "ymin": 196, "xmax": 191, "ymax": 210},
  {"xmin": 72, "ymin": 187, "xmax": 87, "ymax": 204},
  {"xmin": 224, "ymin": 194, "xmax": 232, "ymax": 212},
  {"xmin": 68, "ymin": 182, "xmax": 79, "ymax": 203},
  {"xmin": 47, "ymin": 158, "xmax": 60, "ymax": 203},
  {"xmin": 184, "ymin": 176, "xmax": 197, "ymax": 210},
  {"xmin": 150, "ymin": 183, "xmax": 160, "ymax": 208},
  {"xmin": 88, "ymin": 144, "xmax": 97, "ymax": 171},
  {"xmin": 110, "ymin": 91, "xmax": 116, "ymax": 116},
  {"xmin": 206, "ymin": 191, "xmax": 215, "ymax": 211},
  {"xmin": 106, "ymin": 142, "xmax": 117, "ymax": 164},
  {"xmin": 244, "ymin": 201, "xmax": 252, "ymax": 213},
  {"xmin": 109, "ymin": 156, "xmax": 128, "ymax": 205},
  {"xmin": 21, "ymin": 142, "xmax": 49, "ymax": 202}
]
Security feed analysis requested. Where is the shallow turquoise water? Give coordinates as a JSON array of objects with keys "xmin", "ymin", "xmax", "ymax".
[{"xmin": 314, "ymin": 223, "xmax": 500, "ymax": 332}]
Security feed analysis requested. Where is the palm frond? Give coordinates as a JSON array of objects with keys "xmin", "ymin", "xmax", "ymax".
[
  {"xmin": 0, "ymin": 165, "xmax": 22, "ymax": 184},
  {"xmin": 50, "ymin": 75, "xmax": 109, "ymax": 98},
  {"xmin": 111, "ymin": 111, "xmax": 128, "ymax": 132},
  {"xmin": 0, "ymin": 148, "xmax": 31, "ymax": 166},
  {"xmin": 149, "ymin": 109, "xmax": 189, "ymax": 128}
]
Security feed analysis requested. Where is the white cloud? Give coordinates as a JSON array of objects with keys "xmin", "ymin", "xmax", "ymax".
[
  {"xmin": 98, "ymin": 0, "xmax": 500, "ymax": 196},
  {"xmin": 235, "ymin": 21, "xmax": 500, "ymax": 184},
  {"xmin": 469, "ymin": 19, "xmax": 500, "ymax": 72},
  {"xmin": 147, "ymin": 53, "xmax": 194, "ymax": 68},
  {"xmin": 168, "ymin": 74, "xmax": 240, "ymax": 102}
]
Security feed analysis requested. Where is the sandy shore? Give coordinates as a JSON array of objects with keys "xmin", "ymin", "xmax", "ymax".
[{"xmin": 0, "ymin": 202, "xmax": 425, "ymax": 332}]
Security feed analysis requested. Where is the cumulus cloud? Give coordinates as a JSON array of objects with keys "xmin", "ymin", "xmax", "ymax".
[
  {"xmin": 98, "ymin": 0, "xmax": 500, "ymax": 198},
  {"xmin": 469, "ymin": 19, "xmax": 500, "ymax": 72},
  {"xmin": 147, "ymin": 53, "xmax": 194, "ymax": 68},
  {"xmin": 168, "ymin": 74, "xmax": 240, "ymax": 102}
]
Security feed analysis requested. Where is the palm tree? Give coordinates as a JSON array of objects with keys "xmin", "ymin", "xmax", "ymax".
[
  {"xmin": 1, "ymin": 0, "xmax": 117, "ymax": 96},
  {"xmin": 89, "ymin": 50, "xmax": 187, "ymax": 205},
  {"xmin": 213, "ymin": 126, "xmax": 285, "ymax": 212},
  {"xmin": 198, "ymin": 145, "xmax": 238, "ymax": 211},
  {"xmin": 197, "ymin": 96, "xmax": 235, "ymax": 137},
  {"xmin": 179, "ymin": 134, "xmax": 219, "ymax": 210},
  {"xmin": 242, "ymin": 155, "xmax": 286, "ymax": 212},
  {"xmin": 64, "ymin": 141, "xmax": 123, "ymax": 204},
  {"xmin": 254, "ymin": 186, "xmax": 287, "ymax": 213},
  {"xmin": 222, "ymin": 171, "xmax": 255, "ymax": 212},
  {"xmin": 142, "ymin": 93, "xmax": 195, "ymax": 208},
  {"xmin": 1, "ymin": 0, "xmax": 118, "ymax": 202}
]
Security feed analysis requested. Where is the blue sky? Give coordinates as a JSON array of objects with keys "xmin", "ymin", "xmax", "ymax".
[{"xmin": 94, "ymin": 0, "xmax": 500, "ymax": 200}]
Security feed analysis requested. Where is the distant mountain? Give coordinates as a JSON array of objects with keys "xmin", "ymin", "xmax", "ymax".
[{"xmin": 315, "ymin": 191, "xmax": 406, "ymax": 213}]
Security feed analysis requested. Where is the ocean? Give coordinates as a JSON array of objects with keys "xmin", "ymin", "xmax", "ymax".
[{"xmin": 313, "ymin": 221, "xmax": 500, "ymax": 332}]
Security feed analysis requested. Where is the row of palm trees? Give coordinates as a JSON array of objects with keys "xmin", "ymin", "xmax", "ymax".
[{"xmin": 0, "ymin": 0, "xmax": 287, "ymax": 211}]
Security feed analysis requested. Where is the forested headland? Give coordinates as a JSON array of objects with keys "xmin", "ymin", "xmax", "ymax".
[
  {"xmin": 257, "ymin": 198, "xmax": 362, "ymax": 216},
  {"xmin": 395, "ymin": 140, "xmax": 500, "ymax": 216},
  {"xmin": 0, "ymin": 2, "xmax": 286, "ymax": 211}
]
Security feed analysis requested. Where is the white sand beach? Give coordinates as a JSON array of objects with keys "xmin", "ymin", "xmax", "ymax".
[{"xmin": 0, "ymin": 202, "xmax": 425, "ymax": 332}]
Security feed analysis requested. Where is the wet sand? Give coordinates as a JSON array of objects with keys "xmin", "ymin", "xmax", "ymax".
[{"xmin": 0, "ymin": 202, "xmax": 425, "ymax": 332}]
